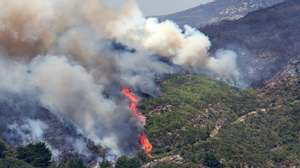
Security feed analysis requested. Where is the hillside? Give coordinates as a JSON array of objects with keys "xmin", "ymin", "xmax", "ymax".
[
  {"xmin": 0, "ymin": 140, "xmax": 90, "ymax": 168},
  {"xmin": 201, "ymin": 0, "xmax": 300, "ymax": 87},
  {"xmin": 141, "ymin": 72, "xmax": 300, "ymax": 167},
  {"xmin": 160, "ymin": 0, "xmax": 284, "ymax": 27},
  {"xmin": 123, "ymin": 35, "xmax": 300, "ymax": 167},
  {"xmin": 1, "ymin": 70, "xmax": 299, "ymax": 167},
  {"xmin": 0, "ymin": 93, "xmax": 102, "ymax": 163},
  {"xmin": 0, "ymin": 0, "xmax": 299, "ymax": 167}
]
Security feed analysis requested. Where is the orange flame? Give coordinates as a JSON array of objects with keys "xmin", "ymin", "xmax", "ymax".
[
  {"xmin": 122, "ymin": 87, "xmax": 153, "ymax": 159},
  {"xmin": 122, "ymin": 87, "xmax": 146, "ymax": 126},
  {"xmin": 122, "ymin": 87, "xmax": 139, "ymax": 103},
  {"xmin": 139, "ymin": 132, "xmax": 153, "ymax": 159}
]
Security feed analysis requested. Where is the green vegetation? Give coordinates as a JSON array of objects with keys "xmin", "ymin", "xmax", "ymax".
[
  {"xmin": 152, "ymin": 162, "xmax": 184, "ymax": 168},
  {"xmin": 203, "ymin": 153, "xmax": 223, "ymax": 168},
  {"xmin": 140, "ymin": 75, "xmax": 258, "ymax": 154},
  {"xmin": 17, "ymin": 143, "xmax": 52, "ymax": 168},
  {"xmin": 141, "ymin": 74, "xmax": 300, "ymax": 167},
  {"xmin": 54, "ymin": 156, "xmax": 87, "ymax": 168},
  {"xmin": 0, "ymin": 139, "xmax": 8, "ymax": 158},
  {"xmin": 0, "ymin": 141, "xmax": 89, "ymax": 168},
  {"xmin": 0, "ymin": 74, "xmax": 298, "ymax": 168},
  {"xmin": 0, "ymin": 158, "xmax": 34, "ymax": 168},
  {"xmin": 115, "ymin": 156, "xmax": 141, "ymax": 168},
  {"xmin": 0, "ymin": 142, "xmax": 51, "ymax": 168},
  {"xmin": 99, "ymin": 160, "xmax": 113, "ymax": 168}
]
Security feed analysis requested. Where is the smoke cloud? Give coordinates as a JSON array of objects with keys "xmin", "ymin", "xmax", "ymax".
[
  {"xmin": 0, "ymin": 0, "xmax": 240, "ymax": 156},
  {"xmin": 8, "ymin": 119, "xmax": 48, "ymax": 145}
]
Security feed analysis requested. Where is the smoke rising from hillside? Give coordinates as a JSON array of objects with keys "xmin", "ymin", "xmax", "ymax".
[
  {"xmin": 8, "ymin": 119, "xmax": 48, "ymax": 145},
  {"xmin": 0, "ymin": 0, "xmax": 240, "ymax": 156}
]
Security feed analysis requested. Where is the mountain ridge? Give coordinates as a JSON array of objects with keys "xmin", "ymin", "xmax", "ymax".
[
  {"xmin": 201, "ymin": 0, "xmax": 300, "ymax": 87},
  {"xmin": 160, "ymin": 0, "xmax": 285, "ymax": 27}
]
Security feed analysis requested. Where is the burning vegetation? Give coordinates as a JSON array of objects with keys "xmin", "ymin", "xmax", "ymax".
[
  {"xmin": 0, "ymin": 0, "xmax": 242, "ymax": 164},
  {"xmin": 123, "ymin": 87, "xmax": 153, "ymax": 159},
  {"xmin": 0, "ymin": 0, "xmax": 298, "ymax": 167}
]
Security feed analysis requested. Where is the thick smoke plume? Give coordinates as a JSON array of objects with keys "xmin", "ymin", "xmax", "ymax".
[{"xmin": 0, "ymin": 0, "xmax": 240, "ymax": 157}]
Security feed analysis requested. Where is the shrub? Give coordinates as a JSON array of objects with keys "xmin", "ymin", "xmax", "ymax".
[
  {"xmin": 0, "ymin": 158, "xmax": 34, "ymax": 168},
  {"xmin": 16, "ymin": 142, "xmax": 52, "ymax": 168},
  {"xmin": 99, "ymin": 160, "xmax": 112, "ymax": 168},
  {"xmin": 115, "ymin": 156, "xmax": 141, "ymax": 168},
  {"xmin": 59, "ymin": 157, "xmax": 86, "ymax": 168},
  {"xmin": 203, "ymin": 153, "xmax": 223, "ymax": 168},
  {"xmin": 49, "ymin": 155, "xmax": 87, "ymax": 168},
  {"xmin": 0, "ymin": 140, "xmax": 7, "ymax": 158}
]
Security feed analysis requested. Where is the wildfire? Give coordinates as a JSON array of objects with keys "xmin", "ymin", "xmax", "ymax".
[
  {"xmin": 122, "ymin": 87, "xmax": 146, "ymax": 126},
  {"xmin": 139, "ymin": 132, "xmax": 153, "ymax": 159},
  {"xmin": 122, "ymin": 87, "xmax": 153, "ymax": 159}
]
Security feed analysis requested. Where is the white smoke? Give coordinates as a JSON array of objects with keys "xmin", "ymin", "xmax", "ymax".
[
  {"xmin": 0, "ymin": 56, "xmax": 30, "ymax": 93},
  {"xmin": 108, "ymin": 5, "xmax": 238, "ymax": 76},
  {"xmin": 110, "ymin": 17, "xmax": 212, "ymax": 68},
  {"xmin": 66, "ymin": 137, "xmax": 92, "ymax": 158},
  {"xmin": 8, "ymin": 119, "xmax": 48, "ymax": 145},
  {"xmin": 0, "ymin": 55, "xmax": 130, "ymax": 155},
  {"xmin": 0, "ymin": 0, "xmax": 241, "ymax": 156},
  {"xmin": 208, "ymin": 49, "xmax": 240, "ymax": 80},
  {"xmin": 46, "ymin": 144, "xmax": 62, "ymax": 161}
]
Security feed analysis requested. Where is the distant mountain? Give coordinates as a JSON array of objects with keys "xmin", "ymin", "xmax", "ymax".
[
  {"xmin": 201, "ymin": 0, "xmax": 300, "ymax": 87},
  {"xmin": 160, "ymin": 0, "xmax": 285, "ymax": 27}
]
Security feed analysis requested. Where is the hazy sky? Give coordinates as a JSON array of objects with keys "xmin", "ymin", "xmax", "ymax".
[{"xmin": 107, "ymin": 0, "xmax": 214, "ymax": 16}]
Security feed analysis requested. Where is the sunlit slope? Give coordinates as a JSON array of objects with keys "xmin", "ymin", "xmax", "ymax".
[{"xmin": 141, "ymin": 75, "xmax": 300, "ymax": 167}]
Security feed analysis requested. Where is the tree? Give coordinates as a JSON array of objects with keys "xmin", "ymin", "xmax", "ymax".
[
  {"xmin": 0, "ymin": 158, "xmax": 34, "ymax": 168},
  {"xmin": 115, "ymin": 156, "xmax": 141, "ymax": 168},
  {"xmin": 0, "ymin": 140, "xmax": 7, "ymax": 158},
  {"xmin": 60, "ymin": 158, "xmax": 86, "ymax": 168},
  {"xmin": 203, "ymin": 153, "xmax": 223, "ymax": 168},
  {"xmin": 16, "ymin": 142, "xmax": 52, "ymax": 168},
  {"xmin": 99, "ymin": 160, "xmax": 112, "ymax": 168},
  {"xmin": 55, "ymin": 155, "xmax": 87, "ymax": 168}
]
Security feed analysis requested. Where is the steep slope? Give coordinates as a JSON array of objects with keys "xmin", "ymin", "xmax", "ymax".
[
  {"xmin": 160, "ymin": 0, "xmax": 284, "ymax": 27},
  {"xmin": 0, "ymin": 93, "xmax": 102, "ymax": 163},
  {"xmin": 141, "ymin": 73, "xmax": 300, "ymax": 167},
  {"xmin": 140, "ymin": 4, "xmax": 300, "ymax": 164},
  {"xmin": 202, "ymin": 0, "xmax": 300, "ymax": 87}
]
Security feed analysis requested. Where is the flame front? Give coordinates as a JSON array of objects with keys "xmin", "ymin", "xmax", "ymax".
[
  {"xmin": 122, "ymin": 87, "xmax": 146, "ymax": 126},
  {"xmin": 139, "ymin": 132, "xmax": 153, "ymax": 159},
  {"xmin": 122, "ymin": 87, "xmax": 153, "ymax": 159}
]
